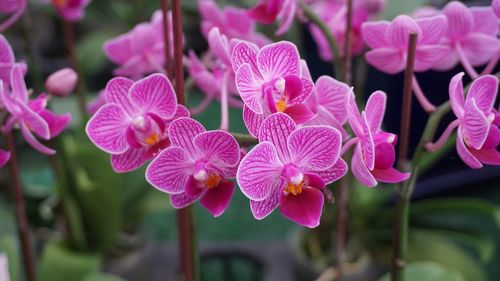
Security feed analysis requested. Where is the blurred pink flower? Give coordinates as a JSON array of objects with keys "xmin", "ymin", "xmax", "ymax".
[
  {"xmin": 103, "ymin": 10, "xmax": 174, "ymax": 80},
  {"xmin": 0, "ymin": 0, "xmax": 26, "ymax": 32},
  {"xmin": 86, "ymin": 89, "xmax": 106, "ymax": 116},
  {"xmin": 146, "ymin": 117, "xmax": 240, "ymax": 217},
  {"xmin": 0, "ymin": 66, "xmax": 71, "ymax": 155},
  {"xmin": 45, "ymin": 68, "xmax": 78, "ymax": 97},
  {"xmin": 231, "ymin": 41, "xmax": 314, "ymax": 137},
  {"xmin": 50, "ymin": 0, "xmax": 91, "ymax": 21},
  {"xmin": 427, "ymin": 73, "xmax": 500, "ymax": 169},
  {"xmin": 199, "ymin": 0, "xmax": 270, "ymax": 46},
  {"xmin": 0, "ymin": 149, "xmax": 10, "ymax": 168},
  {"xmin": 247, "ymin": 0, "xmax": 297, "ymax": 36},
  {"xmin": 494, "ymin": 0, "xmax": 500, "ymax": 19},
  {"xmin": 237, "ymin": 113, "xmax": 347, "ymax": 227},
  {"xmin": 344, "ymin": 91, "xmax": 409, "ymax": 187},
  {"xmin": 433, "ymin": 1, "xmax": 499, "ymax": 77},
  {"xmin": 86, "ymin": 74, "xmax": 188, "ymax": 173},
  {"xmin": 0, "ymin": 35, "xmax": 27, "ymax": 89}
]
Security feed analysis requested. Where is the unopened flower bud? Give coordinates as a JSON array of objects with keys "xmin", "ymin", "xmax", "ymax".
[{"xmin": 45, "ymin": 68, "xmax": 78, "ymax": 97}]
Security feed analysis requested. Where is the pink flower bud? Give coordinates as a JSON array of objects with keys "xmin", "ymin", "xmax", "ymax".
[{"xmin": 45, "ymin": 68, "xmax": 78, "ymax": 97}]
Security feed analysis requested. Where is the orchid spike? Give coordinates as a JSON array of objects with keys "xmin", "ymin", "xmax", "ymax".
[
  {"xmin": 0, "ymin": 0, "xmax": 26, "ymax": 32},
  {"xmin": 426, "ymin": 73, "xmax": 500, "ymax": 169},
  {"xmin": 103, "ymin": 10, "xmax": 174, "ymax": 80},
  {"xmin": 304, "ymin": 75, "xmax": 351, "ymax": 137},
  {"xmin": 0, "ymin": 149, "xmax": 10, "ymax": 168},
  {"xmin": 50, "ymin": 0, "xmax": 91, "ymax": 21},
  {"xmin": 344, "ymin": 91, "xmax": 410, "ymax": 187},
  {"xmin": 237, "ymin": 113, "xmax": 347, "ymax": 228},
  {"xmin": 0, "ymin": 66, "xmax": 71, "ymax": 155},
  {"xmin": 199, "ymin": 0, "xmax": 270, "ymax": 46},
  {"xmin": 434, "ymin": 1, "xmax": 499, "ymax": 78},
  {"xmin": 232, "ymin": 41, "xmax": 315, "ymax": 137},
  {"xmin": 146, "ymin": 117, "xmax": 241, "ymax": 217},
  {"xmin": 247, "ymin": 0, "xmax": 297, "ymax": 36},
  {"xmin": 86, "ymin": 73, "xmax": 188, "ymax": 172}
]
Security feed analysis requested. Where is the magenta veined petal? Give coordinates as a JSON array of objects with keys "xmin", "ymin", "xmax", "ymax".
[
  {"xmin": 19, "ymin": 123, "xmax": 56, "ymax": 155},
  {"xmin": 237, "ymin": 141, "xmax": 283, "ymax": 201},
  {"xmin": 287, "ymin": 126, "xmax": 341, "ymax": 172},
  {"xmin": 365, "ymin": 48, "xmax": 405, "ymax": 74},
  {"xmin": 279, "ymin": 186, "xmax": 324, "ymax": 228},
  {"xmin": 17, "ymin": 101, "xmax": 51, "ymax": 140},
  {"xmin": 207, "ymin": 27, "xmax": 231, "ymax": 66},
  {"xmin": 456, "ymin": 127, "xmax": 483, "ymax": 169},
  {"xmin": 365, "ymin": 91, "xmax": 386, "ymax": 133},
  {"xmin": 200, "ymin": 180, "xmax": 235, "ymax": 217},
  {"xmin": 242, "ymin": 105, "xmax": 266, "ymax": 138},
  {"xmin": 314, "ymin": 158, "xmax": 348, "ymax": 184},
  {"xmin": 250, "ymin": 188, "xmax": 280, "ymax": 220},
  {"xmin": 460, "ymin": 33, "xmax": 499, "ymax": 67},
  {"xmin": 193, "ymin": 130, "xmax": 240, "ymax": 167},
  {"xmin": 231, "ymin": 41, "xmax": 259, "ymax": 74},
  {"xmin": 443, "ymin": 1, "xmax": 474, "ymax": 38},
  {"xmin": 86, "ymin": 104, "xmax": 131, "ymax": 154},
  {"xmin": 170, "ymin": 192, "xmax": 200, "ymax": 209},
  {"xmin": 314, "ymin": 76, "xmax": 350, "ymax": 125},
  {"xmin": 129, "ymin": 73, "xmax": 177, "ymax": 119},
  {"xmin": 351, "ymin": 144, "xmax": 377, "ymax": 187},
  {"xmin": 466, "ymin": 75, "xmax": 498, "ymax": 114},
  {"xmin": 111, "ymin": 147, "xmax": 147, "ymax": 173},
  {"xmin": 414, "ymin": 45, "xmax": 450, "ymax": 72},
  {"xmin": 449, "ymin": 72, "xmax": 465, "ymax": 119},
  {"xmin": 386, "ymin": 15, "xmax": 421, "ymax": 48},
  {"xmin": 462, "ymin": 98, "xmax": 490, "ymax": 150},
  {"xmin": 146, "ymin": 147, "xmax": 194, "ymax": 194},
  {"xmin": 283, "ymin": 104, "xmax": 317, "ymax": 124},
  {"xmin": 470, "ymin": 7, "xmax": 497, "ymax": 35},
  {"xmin": 372, "ymin": 168, "xmax": 410, "ymax": 183},
  {"xmin": 0, "ymin": 149, "xmax": 10, "ymax": 168},
  {"xmin": 10, "ymin": 65, "xmax": 28, "ymax": 102},
  {"xmin": 105, "ymin": 76, "xmax": 136, "ymax": 116},
  {"xmin": 361, "ymin": 21, "xmax": 390, "ymax": 49},
  {"xmin": 258, "ymin": 113, "xmax": 296, "ymax": 162},
  {"xmin": 416, "ymin": 15, "xmax": 448, "ymax": 45},
  {"xmin": 360, "ymin": 112, "xmax": 375, "ymax": 170},
  {"xmin": 167, "ymin": 117, "xmax": 206, "ymax": 159},
  {"xmin": 256, "ymin": 41, "xmax": 301, "ymax": 81},
  {"xmin": 470, "ymin": 148, "xmax": 500, "ymax": 166},
  {"xmin": 235, "ymin": 63, "xmax": 264, "ymax": 114},
  {"xmin": 347, "ymin": 92, "xmax": 364, "ymax": 137}
]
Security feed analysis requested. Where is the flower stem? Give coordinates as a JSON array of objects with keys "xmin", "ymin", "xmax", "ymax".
[
  {"xmin": 62, "ymin": 20, "xmax": 87, "ymax": 120},
  {"xmin": 172, "ymin": 0, "xmax": 197, "ymax": 280},
  {"xmin": 424, "ymin": 119, "xmax": 460, "ymax": 151},
  {"xmin": 160, "ymin": 0, "xmax": 174, "ymax": 79},
  {"xmin": 480, "ymin": 52, "xmax": 498, "ymax": 76},
  {"xmin": 391, "ymin": 32, "xmax": 418, "ymax": 281},
  {"xmin": 230, "ymin": 132, "xmax": 258, "ymax": 147},
  {"xmin": 300, "ymin": 1, "xmax": 343, "ymax": 78},
  {"xmin": 456, "ymin": 43, "xmax": 479, "ymax": 79},
  {"xmin": 5, "ymin": 132, "xmax": 36, "ymax": 281}
]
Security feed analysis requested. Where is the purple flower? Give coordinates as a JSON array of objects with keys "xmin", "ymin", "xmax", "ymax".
[
  {"xmin": 0, "ymin": 0, "xmax": 26, "ymax": 32},
  {"xmin": 50, "ymin": 0, "xmax": 91, "ymax": 21},
  {"xmin": 86, "ymin": 89, "xmax": 106, "ymax": 116},
  {"xmin": 247, "ymin": 0, "xmax": 297, "ymax": 36},
  {"xmin": 494, "ymin": 0, "xmax": 500, "ymax": 19},
  {"xmin": 0, "ymin": 149, "xmax": 10, "ymax": 168},
  {"xmin": 86, "ymin": 73, "xmax": 188, "ymax": 172},
  {"xmin": 345, "ymin": 91, "xmax": 410, "ymax": 187},
  {"xmin": 146, "ymin": 117, "xmax": 241, "ymax": 217},
  {"xmin": 362, "ymin": 14, "xmax": 449, "ymax": 74},
  {"xmin": 237, "ymin": 113, "xmax": 347, "ymax": 228},
  {"xmin": 0, "ymin": 35, "xmax": 27, "ymax": 90},
  {"xmin": 427, "ymin": 73, "xmax": 500, "ymax": 168},
  {"xmin": 103, "ymin": 10, "xmax": 173, "ymax": 80},
  {"xmin": 0, "ymin": 66, "xmax": 71, "ymax": 155},
  {"xmin": 199, "ymin": 0, "xmax": 270, "ymax": 46},
  {"xmin": 232, "ymin": 41, "xmax": 314, "ymax": 137},
  {"xmin": 433, "ymin": 2, "xmax": 499, "ymax": 76}
]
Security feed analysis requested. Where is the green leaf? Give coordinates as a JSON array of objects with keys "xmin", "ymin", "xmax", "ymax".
[
  {"xmin": 38, "ymin": 240, "xmax": 100, "ymax": 281},
  {"xmin": 82, "ymin": 273, "xmax": 126, "ymax": 281},
  {"xmin": 378, "ymin": 262, "xmax": 465, "ymax": 281}
]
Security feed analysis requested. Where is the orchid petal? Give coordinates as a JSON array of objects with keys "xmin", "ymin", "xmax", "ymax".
[
  {"xmin": 170, "ymin": 192, "xmax": 199, "ymax": 209},
  {"xmin": 315, "ymin": 76, "xmax": 350, "ymax": 125},
  {"xmin": 10, "ymin": 65, "xmax": 28, "ymax": 102},
  {"xmin": 351, "ymin": 145, "xmax": 377, "ymax": 187},
  {"xmin": 361, "ymin": 21, "xmax": 390, "ymax": 49},
  {"xmin": 231, "ymin": 41, "xmax": 259, "ymax": 73},
  {"xmin": 257, "ymin": 41, "xmax": 300, "ymax": 81},
  {"xmin": 235, "ymin": 63, "xmax": 264, "ymax": 114},
  {"xmin": 200, "ymin": 180, "xmax": 235, "ymax": 217},
  {"xmin": 415, "ymin": 45, "xmax": 450, "ymax": 72},
  {"xmin": 461, "ymin": 33, "xmax": 500, "ymax": 67},
  {"xmin": 443, "ymin": 1, "xmax": 474, "ymax": 38},
  {"xmin": 258, "ymin": 113, "xmax": 295, "ymax": 162},
  {"xmin": 193, "ymin": 130, "xmax": 240, "ymax": 167},
  {"xmin": 456, "ymin": 127, "xmax": 482, "ymax": 169},
  {"xmin": 86, "ymin": 104, "xmax": 130, "ymax": 154},
  {"xmin": 111, "ymin": 147, "xmax": 147, "ymax": 173},
  {"xmin": 146, "ymin": 147, "xmax": 194, "ymax": 194},
  {"xmin": 168, "ymin": 117, "xmax": 205, "ymax": 159},
  {"xmin": 372, "ymin": 168, "xmax": 410, "ymax": 183},
  {"xmin": 449, "ymin": 72, "xmax": 465, "ymax": 119},
  {"xmin": 416, "ymin": 15, "xmax": 448, "ymax": 44},
  {"xmin": 386, "ymin": 15, "xmax": 421, "ymax": 48},
  {"xmin": 283, "ymin": 104, "xmax": 317, "ymax": 124},
  {"xmin": 466, "ymin": 74, "xmax": 498, "ymax": 113},
  {"xmin": 0, "ymin": 149, "xmax": 10, "ymax": 168},
  {"xmin": 20, "ymin": 123, "xmax": 55, "ymax": 155},
  {"xmin": 315, "ymin": 158, "xmax": 348, "ymax": 184},
  {"xmin": 365, "ymin": 48, "xmax": 405, "ymax": 74},
  {"xmin": 250, "ymin": 188, "xmax": 280, "ymax": 220},
  {"xmin": 470, "ymin": 7, "xmax": 497, "ymax": 36},
  {"xmin": 129, "ymin": 74, "xmax": 177, "ymax": 118},
  {"xmin": 462, "ymin": 98, "xmax": 490, "ymax": 150},
  {"xmin": 279, "ymin": 187, "xmax": 324, "ymax": 228},
  {"xmin": 105, "ymin": 77, "xmax": 135, "ymax": 116},
  {"xmin": 243, "ymin": 105, "xmax": 265, "ymax": 138},
  {"xmin": 365, "ymin": 91, "xmax": 386, "ymax": 133}
]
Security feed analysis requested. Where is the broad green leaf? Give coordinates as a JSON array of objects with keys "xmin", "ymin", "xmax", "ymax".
[
  {"xmin": 82, "ymin": 273, "xmax": 126, "ymax": 281},
  {"xmin": 378, "ymin": 262, "xmax": 465, "ymax": 281}
]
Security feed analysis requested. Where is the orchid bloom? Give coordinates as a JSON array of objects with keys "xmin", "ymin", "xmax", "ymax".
[
  {"xmin": 103, "ymin": 10, "xmax": 173, "ymax": 80},
  {"xmin": 494, "ymin": 0, "xmax": 500, "ymax": 19},
  {"xmin": 0, "ymin": 35, "xmax": 27, "ymax": 90},
  {"xmin": 232, "ymin": 41, "xmax": 314, "ymax": 137},
  {"xmin": 344, "ymin": 91, "xmax": 410, "ymax": 187},
  {"xmin": 237, "ymin": 113, "xmax": 347, "ymax": 228},
  {"xmin": 310, "ymin": 0, "xmax": 387, "ymax": 61},
  {"xmin": 434, "ymin": 1, "xmax": 499, "ymax": 78},
  {"xmin": 426, "ymin": 73, "xmax": 500, "ymax": 169},
  {"xmin": 0, "ymin": 149, "xmax": 10, "ymax": 168},
  {"xmin": 50, "ymin": 0, "xmax": 91, "ymax": 21},
  {"xmin": 0, "ymin": 0, "xmax": 26, "ymax": 32},
  {"xmin": 304, "ymin": 75, "xmax": 351, "ymax": 137},
  {"xmin": 86, "ymin": 73, "xmax": 188, "ymax": 173},
  {"xmin": 247, "ymin": 0, "xmax": 297, "ymax": 36},
  {"xmin": 146, "ymin": 117, "xmax": 240, "ymax": 217},
  {"xmin": 198, "ymin": 0, "xmax": 270, "ymax": 46},
  {"xmin": 0, "ymin": 66, "xmax": 71, "ymax": 155},
  {"xmin": 362, "ymin": 14, "xmax": 449, "ymax": 112}
]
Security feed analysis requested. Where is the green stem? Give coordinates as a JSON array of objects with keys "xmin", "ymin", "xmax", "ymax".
[
  {"xmin": 300, "ymin": 1, "xmax": 343, "ymax": 78},
  {"xmin": 230, "ymin": 132, "xmax": 258, "ymax": 147}
]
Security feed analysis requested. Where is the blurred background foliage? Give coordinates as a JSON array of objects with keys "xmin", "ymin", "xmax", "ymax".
[{"xmin": 0, "ymin": 0, "xmax": 498, "ymax": 280}]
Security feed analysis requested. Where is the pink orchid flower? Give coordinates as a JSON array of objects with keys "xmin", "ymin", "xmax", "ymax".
[
  {"xmin": 426, "ymin": 73, "xmax": 500, "ymax": 169},
  {"xmin": 304, "ymin": 75, "xmax": 351, "ymax": 137},
  {"xmin": 86, "ymin": 89, "xmax": 106, "ymax": 116},
  {"xmin": 237, "ymin": 113, "xmax": 347, "ymax": 228},
  {"xmin": 86, "ymin": 74, "xmax": 189, "ymax": 173},
  {"xmin": 0, "ymin": 35, "xmax": 27, "ymax": 90},
  {"xmin": 199, "ymin": 0, "xmax": 270, "ymax": 46},
  {"xmin": 0, "ymin": 66, "xmax": 71, "ymax": 155},
  {"xmin": 494, "ymin": 0, "xmax": 500, "ymax": 19},
  {"xmin": 344, "ymin": 91, "xmax": 410, "ymax": 187},
  {"xmin": 103, "ymin": 10, "xmax": 173, "ymax": 80},
  {"xmin": 433, "ymin": 1, "xmax": 499, "ymax": 78},
  {"xmin": 146, "ymin": 117, "xmax": 240, "ymax": 217},
  {"xmin": 50, "ymin": 0, "xmax": 91, "ymax": 21},
  {"xmin": 0, "ymin": 149, "xmax": 10, "ymax": 168},
  {"xmin": 362, "ymin": 14, "xmax": 449, "ymax": 112},
  {"xmin": 232, "ymin": 41, "xmax": 314, "ymax": 137},
  {"xmin": 247, "ymin": 0, "xmax": 297, "ymax": 36},
  {"xmin": 310, "ymin": 0, "xmax": 386, "ymax": 61},
  {"xmin": 0, "ymin": 0, "xmax": 26, "ymax": 32}
]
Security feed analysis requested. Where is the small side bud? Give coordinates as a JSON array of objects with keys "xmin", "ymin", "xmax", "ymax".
[{"xmin": 45, "ymin": 68, "xmax": 78, "ymax": 97}]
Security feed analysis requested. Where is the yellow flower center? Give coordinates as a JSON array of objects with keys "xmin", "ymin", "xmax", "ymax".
[
  {"xmin": 284, "ymin": 180, "xmax": 305, "ymax": 196},
  {"xmin": 276, "ymin": 97, "xmax": 286, "ymax": 112},
  {"xmin": 145, "ymin": 133, "xmax": 160, "ymax": 146},
  {"xmin": 203, "ymin": 173, "xmax": 221, "ymax": 189}
]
